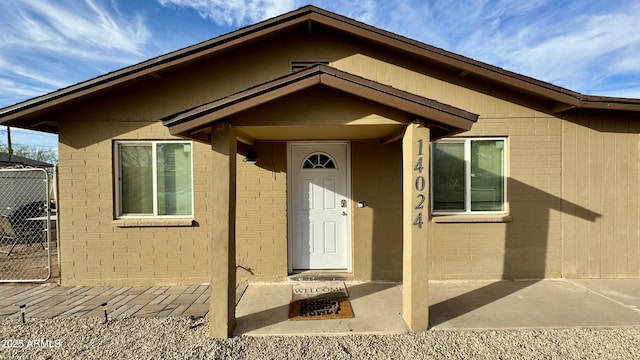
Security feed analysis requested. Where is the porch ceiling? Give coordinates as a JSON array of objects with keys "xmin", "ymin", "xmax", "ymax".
[
  {"xmin": 162, "ymin": 65, "xmax": 478, "ymax": 143},
  {"xmin": 235, "ymin": 124, "xmax": 405, "ymax": 142}
]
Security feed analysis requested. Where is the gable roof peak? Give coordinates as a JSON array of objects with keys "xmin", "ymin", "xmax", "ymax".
[{"xmin": 1, "ymin": 4, "xmax": 639, "ymax": 133}]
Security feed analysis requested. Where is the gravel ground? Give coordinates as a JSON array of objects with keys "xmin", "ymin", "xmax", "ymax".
[{"xmin": 1, "ymin": 317, "xmax": 639, "ymax": 359}]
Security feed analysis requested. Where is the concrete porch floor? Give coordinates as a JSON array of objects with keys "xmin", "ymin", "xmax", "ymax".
[
  {"xmin": 234, "ymin": 279, "xmax": 640, "ymax": 336},
  {"xmin": 234, "ymin": 281, "xmax": 407, "ymax": 336}
]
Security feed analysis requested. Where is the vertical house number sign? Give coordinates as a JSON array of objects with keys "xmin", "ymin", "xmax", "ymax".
[{"xmin": 413, "ymin": 139, "xmax": 426, "ymax": 228}]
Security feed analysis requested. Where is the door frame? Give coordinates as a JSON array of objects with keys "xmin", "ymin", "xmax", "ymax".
[{"xmin": 287, "ymin": 141, "xmax": 352, "ymax": 273}]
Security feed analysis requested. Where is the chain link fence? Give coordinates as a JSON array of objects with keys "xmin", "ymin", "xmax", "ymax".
[{"xmin": 0, "ymin": 167, "xmax": 53, "ymax": 282}]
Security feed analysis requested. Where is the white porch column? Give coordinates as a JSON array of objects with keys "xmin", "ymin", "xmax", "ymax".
[
  {"xmin": 402, "ymin": 121, "xmax": 430, "ymax": 331},
  {"xmin": 209, "ymin": 123, "xmax": 237, "ymax": 338}
]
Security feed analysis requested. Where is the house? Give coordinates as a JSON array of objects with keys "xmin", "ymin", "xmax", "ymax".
[
  {"xmin": 0, "ymin": 152, "xmax": 53, "ymax": 168},
  {"xmin": 1, "ymin": 6, "xmax": 639, "ymax": 337}
]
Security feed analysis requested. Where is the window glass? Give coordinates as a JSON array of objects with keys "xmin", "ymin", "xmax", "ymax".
[
  {"xmin": 117, "ymin": 141, "xmax": 193, "ymax": 217},
  {"xmin": 432, "ymin": 138, "xmax": 506, "ymax": 213},
  {"xmin": 120, "ymin": 144, "xmax": 153, "ymax": 214},
  {"xmin": 433, "ymin": 142, "xmax": 465, "ymax": 211},
  {"xmin": 302, "ymin": 153, "xmax": 336, "ymax": 169},
  {"xmin": 157, "ymin": 143, "xmax": 193, "ymax": 216},
  {"xmin": 471, "ymin": 140, "xmax": 504, "ymax": 211}
]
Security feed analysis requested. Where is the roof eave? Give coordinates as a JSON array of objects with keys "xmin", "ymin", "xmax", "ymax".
[
  {"xmin": 2, "ymin": 4, "xmax": 639, "ymax": 131},
  {"xmin": 0, "ymin": 7, "xmax": 322, "ymax": 127}
]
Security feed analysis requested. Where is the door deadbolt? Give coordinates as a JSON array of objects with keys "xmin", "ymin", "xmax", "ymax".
[{"xmin": 341, "ymin": 199, "xmax": 347, "ymax": 208}]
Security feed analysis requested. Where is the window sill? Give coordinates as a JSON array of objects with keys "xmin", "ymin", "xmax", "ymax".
[
  {"xmin": 113, "ymin": 218, "xmax": 195, "ymax": 228},
  {"xmin": 432, "ymin": 214, "xmax": 512, "ymax": 223}
]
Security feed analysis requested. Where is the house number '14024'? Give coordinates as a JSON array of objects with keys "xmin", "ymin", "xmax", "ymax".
[{"xmin": 413, "ymin": 139, "xmax": 426, "ymax": 228}]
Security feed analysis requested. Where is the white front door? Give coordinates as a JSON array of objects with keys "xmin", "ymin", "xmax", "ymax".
[{"xmin": 288, "ymin": 142, "xmax": 351, "ymax": 271}]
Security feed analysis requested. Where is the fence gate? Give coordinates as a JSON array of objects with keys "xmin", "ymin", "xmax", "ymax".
[{"xmin": 0, "ymin": 167, "xmax": 52, "ymax": 282}]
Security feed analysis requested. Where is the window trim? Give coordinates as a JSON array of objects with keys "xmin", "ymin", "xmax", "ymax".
[
  {"xmin": 114, "ymin": 140, "xmax": 194, "ymax": 219},
  {"xmin": 431, "ymin": 137, "xmax": 507, "ymax": 216}
]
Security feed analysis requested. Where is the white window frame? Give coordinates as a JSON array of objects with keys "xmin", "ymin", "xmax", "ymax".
[
  {"xmin": 431, "ymin": 137, "xmax": 507, "ymax": 215},
  {"xmin": 114, "ymin": 140, "xmax": 194, "ymax": 218}
]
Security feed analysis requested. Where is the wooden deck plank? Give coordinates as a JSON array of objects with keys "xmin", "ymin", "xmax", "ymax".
[
  {"xmin": 168, "ymin": 304, "xmax": 190, "ymax": 317},
  {"xmin": 0, "ymin": 286, "xmax": 38, "ymax": 298},
  {"xmin": 56, "ymin": 305, "xmax": 90, "ymax": 318},
  {"xmin": 33, "ymin": 304, "xmax": 78, "ymax": 318},
  {"xmin": 0, "ymin": 284, "xmax": 213, "ymax": 320},
  {"xmin": 149, "ymin": 294, "xmax": 170, "ymax": 305},
  {"xmin": 184, "ymin": 284, "xmax": 200, "ymax": 294},
  {"xmin": 194, "ymin": 284, "xmax": 209, "ymax": 295},
  {"xmin": 3, "ymin": 286, "xmax": 51, "ymax": 303},
  {"xmin": 151, "ymin": 287, "xmax": 167, "ymax": 295},
  {"xmin": 110, "ymin": 304, "xmax": 137, "ymax": 319},
  {"xmin": 156, "ymin": 305, "xmax": 178, "ymax": 317},
  {"xmin": 111, "ymin": 294, "xmax": 137, "ymax": 308},
  {"xmin": 194, "ymin": 293, "xmax": 209, "ymax": 304},
  {"xmin": 134, "ymin": 304, "xmax": 167, "ymax": 317},
  {"xmin": 182, "ymin": 303, "xmax": 209, "ymax": 319},
  {"xmin": 160, "ymin": 294, "xmax": 180, "ymax": 305},
  {"xmin": 115, "ymin": 304, "xmax": 144, "ymax": 319}
]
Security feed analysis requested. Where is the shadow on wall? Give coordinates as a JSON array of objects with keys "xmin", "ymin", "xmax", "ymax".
[{"xmin": 429, "ymin": 177, "xmax": 601, "ymax": 327}]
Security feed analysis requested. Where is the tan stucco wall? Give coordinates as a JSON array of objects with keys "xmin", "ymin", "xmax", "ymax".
[
  {"xmin": 52, "ymin": 25, "xmax": 638, "ymax": 284},
  {"xmin": 58, "ymin": 119, "xmax": 213, "ymax": 286},
  {"xmin": 235, "ymin": 142, "xmax": 288, "ymax": 282},
  {"xmin": 562, "ymin": 112, "xmax": 640, "ymax": 278},
  {"xmin": 429, "ymin": 114, "xmax": 563, "ymax": 279},
  {"xmin": 351, "ymin": 141, "xmax": 403, "ymax": 281}
]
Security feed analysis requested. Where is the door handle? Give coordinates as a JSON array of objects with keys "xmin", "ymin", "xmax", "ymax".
[{"xmin": 341, "ymin": 211, "xmax": 347, "ymax": 216}]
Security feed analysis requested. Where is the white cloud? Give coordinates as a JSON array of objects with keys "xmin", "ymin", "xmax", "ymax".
[
  {"xmin": 0, "ymin": 0, "xmax": 153, "ymax": 105},
  {"xmin": 0, "ymin": 79, "xmax": 50, "ymax": 104},
  {"xmin": 1, "ymin": 0, "xmax": 150, "ymax": 56},
  {"xmin": 153, "ymin": 0, "xmax": 640, "ymax": 96},
  {"xmin": 495, "ymin": 5, "xmax": 640, "ymax": 92},
  {"xmin": 158, "ymin": 0, "xmax": 296, "ymax": 26},
  {"xmin": 337, "ymin": 0, "xmax": 640, "ymax": 95},
  {"xmin": 1, "ymin": 0, "xmax": 638, "ymax": 106}
]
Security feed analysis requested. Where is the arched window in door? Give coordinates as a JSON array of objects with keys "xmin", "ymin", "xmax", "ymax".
[{"xmin": 302, "ymin": 152, "xmax": 336, "ymax": 169}]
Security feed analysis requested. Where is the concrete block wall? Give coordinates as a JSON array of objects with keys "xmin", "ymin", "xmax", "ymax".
[
  {"xmin": 429, "ymin": 113, "xmax": 563, "ymax": 280},
  {"xmin": 58, "ymin": 119, "xmax": 212, "ymax": 286},
  {"xmin": 235, "ymin": 142, "xmax": 288, "ymax": 282}
]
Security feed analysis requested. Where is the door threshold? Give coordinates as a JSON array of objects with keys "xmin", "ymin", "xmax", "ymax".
[{"xmin": 288, "ymin": 271, "xmax": 353, "ymax": 282}]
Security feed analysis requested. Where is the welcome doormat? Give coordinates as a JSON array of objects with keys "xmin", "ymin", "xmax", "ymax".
[
  {"xmin": 288, "ymin": 297, "xmax": 354, "ymax": 321},
  {"xmin": 291, "ymin": 281, "xmax": 349, "ymax": 301}
]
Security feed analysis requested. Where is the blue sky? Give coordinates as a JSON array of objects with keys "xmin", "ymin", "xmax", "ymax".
[{"xmin": 1, "ymin": 0, "xmax": 639, "ymax": 153}]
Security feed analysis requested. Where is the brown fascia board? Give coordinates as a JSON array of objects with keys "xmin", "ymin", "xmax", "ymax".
[
  {"xmin": 2, "ymin": 5, "xmax": 639, "ymax": 129},
  {"xmin": 575, "ymin": 95, "xmax": 640, "ymax": 111},
  {"xmin": 305, "ymin": 11, "xmax": 582, "ymax": 105},
  {"xmin": 310, "ymin": 9, "xmax": 640, "ymax": 112},
  {"xmin": 163, "ymin": 65, "xmax": 478, "ymax": 136}
]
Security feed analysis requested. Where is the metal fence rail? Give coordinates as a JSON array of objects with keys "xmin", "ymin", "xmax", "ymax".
[{"xmin": 0, "ymin": 167, "xmax": 52, "ymax": 282}]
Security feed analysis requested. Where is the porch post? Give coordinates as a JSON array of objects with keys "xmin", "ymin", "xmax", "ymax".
[
  {"xmin": 209, "ymin": 123, "xmax": 237, "ymax": 338},
  {"xmin": 402, "ymin": 121, "xmax": 430, "ymax": 331}
]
